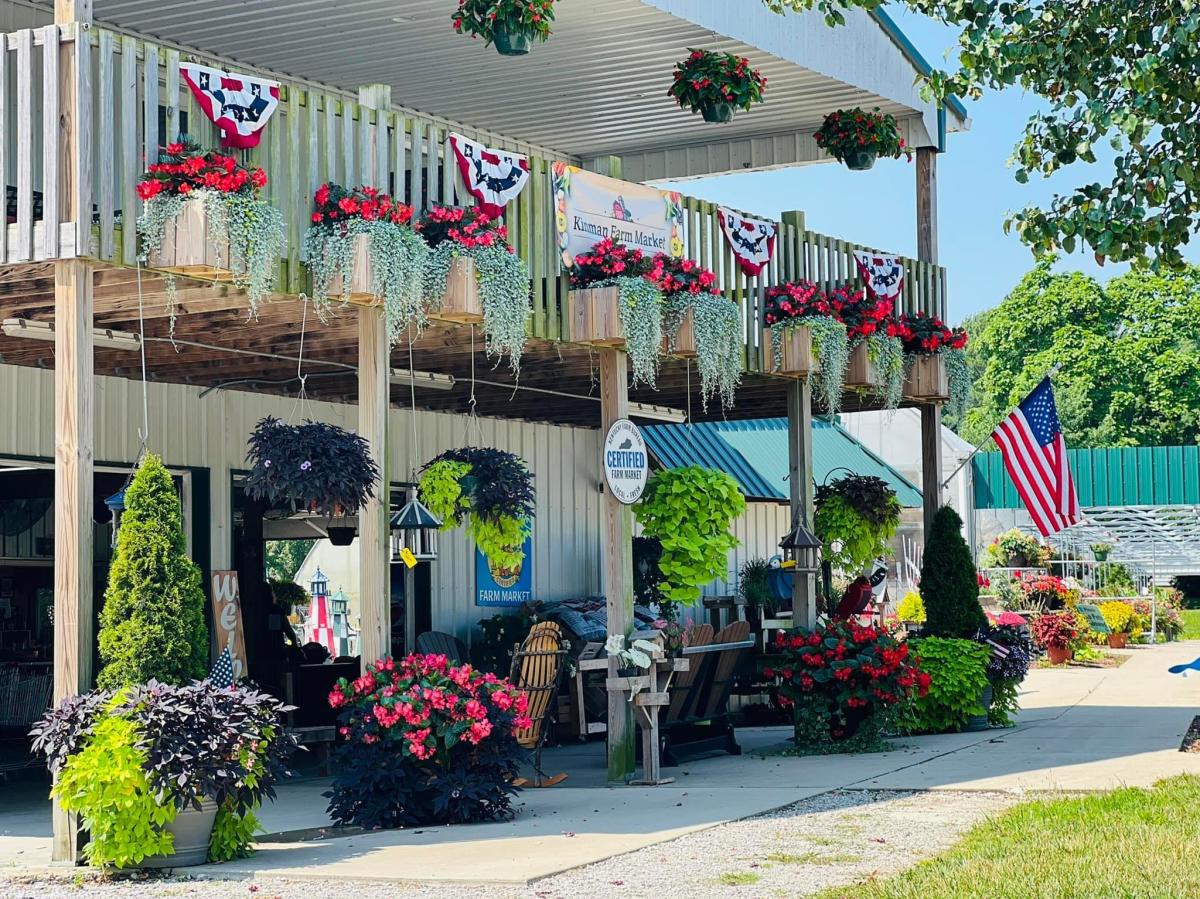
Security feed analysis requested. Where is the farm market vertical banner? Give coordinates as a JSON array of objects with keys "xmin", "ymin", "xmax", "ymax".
[
  {"xmin": 553, "ymin": 162, "xmax": 684, "ymax": 267},
  {"xmin": 476, "ymin": 533, "xmax": 534, "ymax": 608}
]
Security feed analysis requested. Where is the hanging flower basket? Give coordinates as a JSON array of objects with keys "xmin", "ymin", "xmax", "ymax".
[
  {"xmin": 452, "ymin": 0, "xmax": 556, "ymax": 56},
  {"xmin": 763, "ymin": 282, "xmax": 849, "ymax": 412},
  {"xmin": 669, "ymin": 49, "xmax": 767, "ymax": 123},
  {"xmin": 904, "ymin": 354, "xmax": 949, "ymax": 402},
  {"xmin": 700, "ymin": 101, "xmax": 735, "ymax": 124},
  {"xmin": 664, "ymin": 304, "xmax": 698, "ymax": 357},
  {"xmin": 895, "ymin": 312, "xmax": 970, "ymax": 412},
  {"xmin": 146, "ymin": 197, "xmax": 232, "ymax": 280},
  {"xmin": 843, "ymin": 149, "xmax": 878, "ymax": 172},
  {"xmin": 492, "ymin": 26, "xmax": 531, "ymax": 56},
  {"xmin": 814, "ymin": 107, "xmax": 913, "ymax": 170}
]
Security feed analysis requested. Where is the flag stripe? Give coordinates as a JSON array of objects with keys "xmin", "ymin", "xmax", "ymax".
[
  {"xmin": 993, "ymin": 423, "xmax": 1054, "ymax": 536},
  {"xmin": 993, "ymin": 418, "xmax": 1060, "ymax": 534}
]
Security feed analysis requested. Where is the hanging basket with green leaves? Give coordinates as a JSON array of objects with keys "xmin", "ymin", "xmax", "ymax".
[
  {"xmin": 451, "ymin": 0, "xmax": 556, "ymax": 55},
  {"xmin": 814, "ymin": 108, "xmax": 912, "ymax": 171},
  {"xmin": 669, "ymin": 49, "xmax": 767, "ymax": 123},
  {"xmin": 814, "ymin": 474, "xmax": 900, "ymax": 576}
]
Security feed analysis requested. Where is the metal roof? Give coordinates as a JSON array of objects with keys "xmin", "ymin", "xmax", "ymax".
[{"xmin": 642, "ymin": 417, "xmax": 923, "ymax": 506}]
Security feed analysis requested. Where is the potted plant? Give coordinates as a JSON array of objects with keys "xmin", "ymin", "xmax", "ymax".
[
  {"xmin": 1031, "ymin": 610, "xmax": 1078, "ymax": 665},
  {"xmin": 833, "ymin": 286, "xmax": 904, "ymax": 408},
  {"xmin": 651, "ymin": 254, "xmax": 741, "ymax": 410},
  {"xmin": 980, "ymin": 612, "xmax": 1034, "ymax": 727},
  {"xmin": 1017, "ymin": 572, "xmax": 1073, "ymax": 612},
  {"xmin": 303, "ymin": 183, "xmax": 429, "ymax": 345},
  {"xmin": 30, "ymin": 680, "xmax": 295, "ymax": 869},
  {"xmin": 568, "ymin": 239, "xmax": 664, "ymax": 388},
  {"xmin": 669, "ymin": 49, "xmax": 767, "ymax": 123},
  {"xmin": 896, "ymin": 636, "xmax": 992, "ymax": 734},
  {"xmin": 1099, "ymin": 600, "xmax": 1136, "ymax": 648},
  {"xmin": 896, "ymin": 590, "xmax": 926, "ymax": 625},
  {"xmin": 419, "ymin": 447, "xmax": 535, "ymax": 569},
  {"xmin": 981, "ymin": 528, "xmax": 1047, "ymax": 569},
  {"xmin": 416, "ymin": 205, "xmax": 531, "ymax": 375},
  {"xmin": 633, "ymin": 466, "xmax": 746, "ymax": 605},
  {"xmin": 814, "ymin": 474, "xmax": 900, "ymax": 576},
  {"xmin": 763, "ymin": 280, "xmax": 851, "ymax": 413},
  {"xmin": 137, "ymin": 137, "xmax": 284, "ymax": 322},
  {"xmin": 451, "ymin": 0, "xmax": 556, "ymax": 56},
  {"xmin": 326, "ymin": 654, "xmax": 532, "ymax": 829},
  {"xmin": 243, "ymin": 416, "xmax": 380, "ymax": 545},
  {"xmin": 895, "ymin": 312, "xmax": 970, "ymax": 415},
  {"xmin": 813, "ymin": 107, "xmax": 913, "ymax": 171},
  {"xmin": 739, "ymin": 557, "xmax": 777, "ymax": 628},
  {"xmin": 604, "ymin": 634, "xmax": 661, "ymax": 680},
  {"xmin": 1091, "ymin": 542, "xmax": 1112, "ymax": 562}
]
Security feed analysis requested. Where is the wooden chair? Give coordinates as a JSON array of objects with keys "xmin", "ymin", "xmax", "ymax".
[
  {"xmin": 415, "ymin": 630, "xmax": 468, "ymax": 665},
  {"xmin": 660, "ymin": 623, "xmax": 714, "ymax": 727},
  {"xmin": 509, "ymin": 621, "xmax": 569, "ymax": 787}
]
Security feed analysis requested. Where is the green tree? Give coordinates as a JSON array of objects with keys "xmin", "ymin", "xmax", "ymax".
[
  {"xmin": 959, "ymin": 261, "xmax": 1200, "ymax": 447},
  {"xmin": 920, "ymin": 506, "xmax": 986, "ymax": 638},
  {"xmin": 97, "ymin": 454, "xmax": 209, "ymax": 689},
  {"xmin": 265, "ymin": 539, "xmax": 315, "ymax": 583},
  {"xmin": 763, "ymin": 0, "xmax": 1200, "ymax": 267}
]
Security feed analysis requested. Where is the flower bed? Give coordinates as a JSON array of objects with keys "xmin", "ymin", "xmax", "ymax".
[
  {"xmin": 763, "ymin": 280, "xmax": 850, "ymax": 411},
  {"xmin": 669, "ymin": 49, "xmax": 767, "ymax": 123},
  {"xmin": 325, "ymin": 654, "xmax": 531, "ymax": 828},
  {"xmin": 814, "ymin": 107, "xmax": 912, "ymax": 171}
]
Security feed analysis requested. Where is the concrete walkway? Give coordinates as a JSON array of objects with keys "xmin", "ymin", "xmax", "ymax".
[{"xmin": 3, "ymin": 642, "xmax": 1199, "ymax": 884}]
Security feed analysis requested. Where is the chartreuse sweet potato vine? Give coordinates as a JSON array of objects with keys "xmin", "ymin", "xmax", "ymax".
[{"xmin": 633, "ymin": 466, "xmax": 746, "ymax": 605}]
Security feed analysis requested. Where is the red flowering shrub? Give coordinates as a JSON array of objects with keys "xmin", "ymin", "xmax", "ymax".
[
  {"xmin": 829, "ymin": 285, "xmax": 894, "ymax": 340},
  {"xmin": 895, "ymin": 312, "xmax": 968, "ymax": 355},
  {"xmin": 766, "ymin": 621, "xmax": 928, "ymax": 751},
  {"xmin": 814, "ymin": 107, "xmax": 912, "ymax": 163},
  {"xmin": 669, "ymin": 49, "xmax": 767, "ymax": 114},
  {"xmin": 324, "ymin": 654, "xmax": 531, "ymax": 828},
  {"xmin": 136, "ymin": 137, "xmax": 266, "ymax": 201},
  {"xmin": 763, "ymin": 280, "xmax": 833, "ymax": 327},
  {"xmin": 1017, "ymin": 572, "xmax": 1073, "ymax": 611},
  {"xmin": 1031, "ymin": 611, "xmax": 1078, "ymax": 650},
  {"xmin": 571, "ymin": 238, "xmax": 653, "ymax": 287},
  {"xmin": 416, "ymin": 204, "xmax": 510, "ymax": 251},
  {"xmin": 310, "ymin": 182, "xmax": 413, "ymax": 228},
  {"xmin": 648, "ymin": 254, "xmax": 718, "ymax": 297}
]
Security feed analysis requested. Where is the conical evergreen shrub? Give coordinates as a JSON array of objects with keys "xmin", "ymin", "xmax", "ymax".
[
  {"xmin": 920, "ymin": 505, "xmax": 987, "ymax": 638},
  {"xmin": 97, "ymin": 453, "xmax": 209, "ymax": 689}
]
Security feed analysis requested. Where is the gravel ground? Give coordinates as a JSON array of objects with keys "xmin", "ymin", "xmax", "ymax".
[{"xmin": 0, "ymin": 790, "xmax": 1018, "ymax": 899}]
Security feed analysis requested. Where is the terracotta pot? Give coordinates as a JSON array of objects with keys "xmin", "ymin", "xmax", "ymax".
[
  {"xmin": 1107, "ymin": 632, "xmax": 1128, "ymax": 649},
  {"xmin": 569, "ymin": 286, "xmax": 624, "ymax": 347},
  {"xmin": 428, "ymin": 255, "xmax": 484, "ymax": 324},
  {"xmin": 1045, "ymin": 644, "xmax": 1071, "ymax": 665},
  {"xmin": 903, "ymin": 354, "xmax": 949, "ymax": 402}
]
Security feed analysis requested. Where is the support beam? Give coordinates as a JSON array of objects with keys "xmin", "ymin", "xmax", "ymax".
[
  {"xmin": 921, "ymin": 404, "xmax": 944, "ymax": 533},
  {"xmin": 916, "ymin": 147, "xmax": 938, "ymax": 265},
  {"xmin": 916, "ymin": 147, "xmax": 943, "ymax": 534},
  {"xmin": 599, "ymin": 347, "xmax": 635, "ymax": 784},
  {"xmin": 786, "ymin": 378, "xmax": 816, "ymax": 627},
  {"xmin": 357, "ymin": 306, "xmax": 389, "ymax": 667}
]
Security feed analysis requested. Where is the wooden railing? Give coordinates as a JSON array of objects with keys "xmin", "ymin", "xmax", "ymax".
[{"xmin": 0, "ymin": 24, "xmax": 949, "ymax": 371}]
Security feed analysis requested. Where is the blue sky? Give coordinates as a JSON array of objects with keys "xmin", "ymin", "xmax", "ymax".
[{"xmin": 671, "ymin": 9, "xmax": 1188, "ymax": 324}]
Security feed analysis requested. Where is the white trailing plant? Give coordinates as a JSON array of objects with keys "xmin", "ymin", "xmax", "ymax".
[
  {"xmin": 807, "ymin": 317, "xmax": 851, "ymax": 415},
  {"xmin": 863, "ymin": 333, "xmax": 905, "ymax": 410},
  {"xmin": 603, "ymin": 276, "xmax": 665, "ymax": 388}
]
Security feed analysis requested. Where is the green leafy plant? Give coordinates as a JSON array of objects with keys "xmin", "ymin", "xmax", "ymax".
[
  {"xmin": 97, "ymin": 454, "xmax": 208, "ymax": 690},
  {"xmin": 897, "ymin": 637, "xmax": 990, "ymax": 734},
  {"xmin": 763, "ymin": 280, "xmax": 851, "ymax": 413},
  {"xmin": 739, "ymin": 557, "xmax": 776, "ymax": 616},
  {"xmin": 921, "ymin": 506, "xmax": 987, "ymax": 639},
  {"xmin": 897, "ymin": 590, "xmax": 926, "ymax": 624},
  {"xmin": 814, "ymin": 107, "xmax": 912, "ymax": 164},
  {"xmin": 862, "ymin": 332, "xmax": 905, "ymax": 410},
  {"xmin": 669, "ymin": 49, "xmax": 767, "ymax": 118},
  {"xmin": 451, "ymin": 0, "xmax": 555, "ymax": 47},
  {"xmin": 633, "ymin": 466, "xmax": 746, "ymax": 605},
  {"xmin": 814, "ymin": 474, "xmax": 900, "ymax": 576},
  {"xmin": 981, "ymin": 528, "xmax": 1048, "ymax": 569}
]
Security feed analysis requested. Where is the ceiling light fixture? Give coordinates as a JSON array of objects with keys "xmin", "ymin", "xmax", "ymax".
[{"xmin": 2, "ymin": 317, "xmax": 142, "ymax": 351}]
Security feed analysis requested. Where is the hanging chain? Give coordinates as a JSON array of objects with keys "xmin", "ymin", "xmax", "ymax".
[
  {"xmin": 289, "ymin": 298, "xmax": 310, "ymax": 423},
  {"xmin": 407, "ymin": 326, "xmax": 419, "ymax": 480},
  {"xmin": 469, "ymin": 324, "xmax": 482, "ymax": 446}
]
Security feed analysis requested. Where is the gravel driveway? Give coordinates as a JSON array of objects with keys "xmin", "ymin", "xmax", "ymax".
[{"xmin": 1, "ymin": 790, "xmax": 1018, "ymax": 899}]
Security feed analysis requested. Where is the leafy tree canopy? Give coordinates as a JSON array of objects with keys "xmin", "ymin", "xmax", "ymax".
[
  {"xmin": 958, "ymin": 260, "xmax": 1200, "ymax": 448},
  {"xmin": 763, "ymin": 0, "xmax": 1200, "ymax": 268}
]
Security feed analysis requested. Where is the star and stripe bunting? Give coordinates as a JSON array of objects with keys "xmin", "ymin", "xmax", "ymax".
[
  {"xmin": 448, "ymin": 133, "xmax": 530, "ymax": 219},
  {"xmin": 990, "ymin": 377, "xmax": 1082, "ymax": 537},
  {"xmin": 717, "ymin": 207, "xmax": 777, "ymax": 276},
  {"xmin": 180, "ymin": 63, "xmax": 280, "ymax": 150}
]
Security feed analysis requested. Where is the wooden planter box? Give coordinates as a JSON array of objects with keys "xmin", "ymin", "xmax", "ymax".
[
  {"xmin": 429, "ymin": 256, "xmax": 484, "ymax": 325},
  {"xmin": 903, "ymin": 354, "xmax": 949, "ymax": 402},
  {"xmin": 569, "ymin": 286, "xmax": 625, "ymax": 347},
  {"xmin": 845, "ymin": 341, "xmax": 881, "ymax": 390},
  {"xmin": 326, "ymin": 233, "xmax": 376, "ymax": 304},
  {"xmin": 662, "ymin": 306, "xmax": 698, "ymax": 358},
  {"xmin": 147, "ymin": 198, "xmax": 232, "ymax": 280},
  {"xmin": 767, "ymin": 325, "xmax": 817, "ymax": 378}
]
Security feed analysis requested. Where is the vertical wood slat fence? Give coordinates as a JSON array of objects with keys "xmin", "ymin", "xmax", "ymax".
[{"xmin": 0, "ymin": 25, "xmax": 948, "ymax": 372}]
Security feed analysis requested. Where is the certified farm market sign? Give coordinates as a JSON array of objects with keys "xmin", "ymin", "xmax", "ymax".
[{"xmin": 603, "ymin": 418, "xmax": 649, "ymax": 505}]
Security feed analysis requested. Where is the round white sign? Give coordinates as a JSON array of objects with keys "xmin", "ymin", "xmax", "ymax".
[{"xmin": 603, "ymin": 418, "xmax": 649, "ymax": 505}]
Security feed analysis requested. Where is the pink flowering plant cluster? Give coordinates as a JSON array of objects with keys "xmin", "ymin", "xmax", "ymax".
[
  {"xmin": 648, "ymin": 253, "xmax": 718, "ymax": 297},
  {"xmin": 416, "ymin": 205, "xmax": 510, "ymax": 252},
  {"xmin": 324, "ymin": 654, "xmax": 532, "ymax": 828},
  {"xmin": 570, "ymin": 238, "xmax": 653, "ymax": 287}
]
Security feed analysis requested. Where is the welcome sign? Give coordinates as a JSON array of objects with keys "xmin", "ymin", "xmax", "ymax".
[{"xmin": 552, "ymin": 162, "xmax": 684, "ymax": 267}]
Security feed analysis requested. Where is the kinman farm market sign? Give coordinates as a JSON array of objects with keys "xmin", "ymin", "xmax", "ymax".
[{"xmin": 603, "ymin": 418, "xmax": 649, "ymax": 505}]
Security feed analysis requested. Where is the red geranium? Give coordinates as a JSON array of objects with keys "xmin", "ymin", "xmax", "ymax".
[
  {"xmin": 763, "ymin": 280, "xmax": 833, "ymax": 327},
  {"xmin": 416, "ymin": 204, "xmax": 511, "ymax": 251},
  {"xmin": 570, "ymin": 238, "xmax": 653, "ymax": 287},
  {"xmin": 647, "ymin": 253, "xmax": 718, "ymax": 297},
  {"xmin": 814, "ymin": 107, "xmax": 912, "ymax": 163},
  {"xmin": 309, "ymin": 182, "xmax": 413, "ymax": 228},
  {"xmin": 831, "ymin": 285, "xmax": 894, "ymax": 340},
  {"xmin": 136, "ymin": 137, "xmax": 265, "ymax": 201},
  {"xmin": 894, "ymin": 311, "xmax": 968, "ymax": 355}
]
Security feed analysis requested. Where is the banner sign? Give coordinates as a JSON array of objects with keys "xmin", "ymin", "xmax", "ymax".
[
  {"xmin": 718, "ymin": 207, "xmax": 777, "ymax": 277},
  {"xmin": 476, "ymin": 533, "xmax": 534, "ymax": 607},
  {"xmin": 853, "ymin": 250, "xmax": 905, "ymax": 304},
  {"xmin": 552, "ymin": 162, "xmax": 684, "ymax": 267},
  {"xmin": 448, "ymin": 133, "xmax": 531, "ymax": 218},
  {"xmin": 180, "ymin": 63, "xmax": 280, "ymax": 150},
  {"xmin": 210, "ymin": 570, "xmax": 248, "ymax": 681},
  {"xmin": 603, "ymin": 418, "xmax": 649, "ymax": 505}
]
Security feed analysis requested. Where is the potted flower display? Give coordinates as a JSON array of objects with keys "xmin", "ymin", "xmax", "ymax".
[
  {"xmin": 1100, "ymin": 600, "xmax": 1136, "ymax": 649},
  {"xmin": 419, "ymin": 447, "xmax": 535, "ymax": 569},
  {"xmin": 303, "ymin": 183, "xmax": 428, "ymax": 345},
  {"xmin": 813, "ymin": 107, "xmax": 913, "ymax": 171},
  {"xmin": 765, "ymin": 621, "xmax": 929, "ymax": 752},
  {"xmin": 568, "ymin": 239, "xmax": 664, "ymax": 388},
  {"xmin": 762, "ymin": 280, "xmax": 850, "ymax": 413},
  {"xmin": 1015, "ymin": 572, "xmax": 1074, "ymax": 612},
  {"xmin": 416, "ymin": 205, "xmax": 531, "ymax": 375},
  {"xmin": 326, "ymin": 655, "xmax": 532, "ymax": 829},
  {"xmin": 833, "ymin": 286, "xmax": 904, "ymax": 408},
  {"xmin": 1091, "ymin": 542, "xmax": 1112, "ymax": 562},
  {"xmin": 978, "ymin": 614, "xmax": 1033, "ymax": 727},
  {"xmin": 669, "ymin": 49, "xmax": 767, "ymax": 123},
  {"xmin": 451, "ymin": 0, "xmax": 556, "ymax": 56},
  {"xmin": 895, "ymin": 312, "xmax": 970, "ymax": 414},
  {"xmin": 30, "ymin": 680, "xmax": 295, "ymax": 869},
  {"xmin": 981, "ymin": 528, "xmax": 1047, "ymax": 569},
  {"xmin": 650, "ymin": 254, "xmax": 741, "ymax": 410},
  {"xmin": 1031, "ymin": 610, "xmax": 1078, "ymax": 665},
  {"xmin": 814, "ymin": 474, "xmax": 900, "ymax": 576},
  {"xmin": 137, "ymin": 137, "xmax": 284, "ymax": 320},
  {"xmin": 243, "ymin": 416, "xmax": 380, "ymax": 545}
]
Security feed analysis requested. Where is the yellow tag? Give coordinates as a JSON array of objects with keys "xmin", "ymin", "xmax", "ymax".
[{"xmin": 400, "ymin": 547, "xmax": 417, "ymax": 569}]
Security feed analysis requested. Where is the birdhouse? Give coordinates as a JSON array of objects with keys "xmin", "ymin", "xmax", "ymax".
[
  {"xmin": 104, "ymin": 487, "xmax": 127, "ymax": 548},
  {"xmin": 390, "ymin": 487, "xmax": 442, "ymax": 562},
  {"xmin": 780, "ymin": 510, "xmax": 822, "ymax": 575}
]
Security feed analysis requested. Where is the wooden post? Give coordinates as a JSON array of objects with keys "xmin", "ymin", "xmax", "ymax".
[
  {"xmin": 786, "ymin": 378, "xmax": 816, "ymax": 628},
  {"xmin": 599, "ymin": 347, "xmax": 635, "ymax": 784},
  {"xmin": 357, "ymin": 84, "xmax": 391, "ymax": 190},
  {"xmin": 357, "ymin": 307, "xmax": 389, "ymax": 668},
  {"xmin": 916, "ymin": 147, "xmax": 943, "ymax": 535}
]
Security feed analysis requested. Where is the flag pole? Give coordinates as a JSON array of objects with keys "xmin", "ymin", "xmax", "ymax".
[{"xmin": 940, "ymin": 362, "xmax": 1063, "ymax": 490}]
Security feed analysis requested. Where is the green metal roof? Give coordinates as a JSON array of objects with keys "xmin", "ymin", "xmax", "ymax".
[
  {"xmin": 641, "ymin": 418, "xmax": 923, "ymax": 507},
  {"xmin": 974, "ymin": 445, "xmax": 1200, "ymax": 510}
]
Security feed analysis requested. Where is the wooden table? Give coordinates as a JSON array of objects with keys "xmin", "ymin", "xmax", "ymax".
[{"xmin": 606, "ymin": 651, "xmax": 689, "ymax": 785}]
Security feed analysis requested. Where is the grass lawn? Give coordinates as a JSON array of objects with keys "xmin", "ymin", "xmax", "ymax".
[
  {"xmin": 1181, "ymin": 609, "xmax": 1200, "ymax": 640},
  {"xmin": 812, "ymin": 776, "xmax": 1200, "ymax": 899}
]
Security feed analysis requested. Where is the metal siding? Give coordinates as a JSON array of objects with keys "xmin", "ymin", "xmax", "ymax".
[{"xmin": 702, "ymin": 501, "xmax": 789, "ymax": 598}]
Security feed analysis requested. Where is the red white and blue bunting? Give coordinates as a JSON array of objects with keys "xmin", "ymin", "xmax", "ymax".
[
  {"xmin": 449, "ymin": 133, "xmax": 531, "ymax": 219},
  {"xmin": 180, "ymin": 62, "xmax": 280, "ymax": 150},
  {"xmin": 717, "ymin": 207, "xmax": 777, "ymax": 277},
  {"xmin": 853, "ymin": 250, "xmax": 905, "ymax": 304}
]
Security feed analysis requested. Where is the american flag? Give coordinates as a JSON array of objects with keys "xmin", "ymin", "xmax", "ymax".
[
  {"xmin": 991, "ymin": 378, "xmax": 1082, "ymax": 537},
  {"xmin": 209, "ymin": 646, "xmax": 236, "ymax": 689}
]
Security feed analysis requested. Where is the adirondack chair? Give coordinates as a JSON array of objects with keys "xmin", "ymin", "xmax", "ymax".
[
  {"xmin": 659, "ymin": 623, "xmax": 714, "ymax": 726},
  {"xmin": 661, "ymin": 620, "xmax": 754, "ymax": 766},
  {"xmin": 509, "ymin": 621, "xmax": 569, "ymax": 788},
  {"xmin": 415, "ymin": 630, "xmax": 468, "ymax": 665}
]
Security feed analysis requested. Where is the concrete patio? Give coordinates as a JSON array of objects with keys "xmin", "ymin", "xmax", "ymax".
[{"xmin": 3, "ymin": 641, "xmax": 1199, "ymax": 884}]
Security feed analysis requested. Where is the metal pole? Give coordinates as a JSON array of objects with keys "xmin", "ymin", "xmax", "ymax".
[{"xmin": 1151, "ymin": 541, "xmax": 1158, "ymax": 644}]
